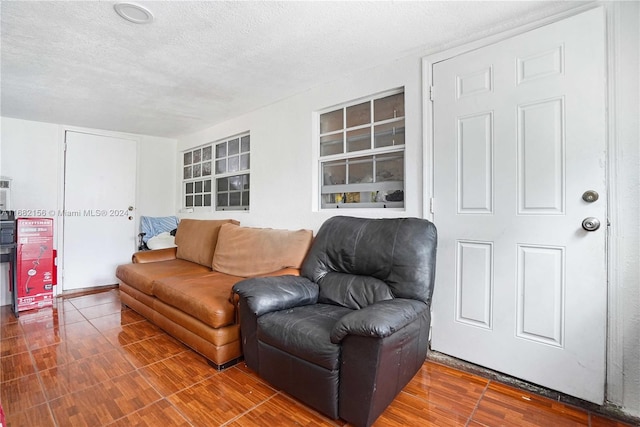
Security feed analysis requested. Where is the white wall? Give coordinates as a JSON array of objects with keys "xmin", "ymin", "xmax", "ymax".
[
  {"xmin": 176, "ymin": 53, "xmax": 424, "ymax": 232},
  {"xmin": 0, "ymin": 117, "xmax": 177, "ymax": 305},
  {"xmin": 174, "ymin": 3, "xmax": 640, "ymax": 419},
  {"xmin": 0, "ymin": 118, "xmax": 59, "ymax": 306},
  {"xmin": 609, "ymin": 1, "xmax": 640, "ymax": 418},
  {"xmin": 136, "ymin": 134, "xmax": 178, "ymax": 217}
]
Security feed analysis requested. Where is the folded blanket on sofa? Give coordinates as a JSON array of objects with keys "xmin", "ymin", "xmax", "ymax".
[{"xmin": 140, "ymin": 215, "xmax": 179, "ymax": 243}]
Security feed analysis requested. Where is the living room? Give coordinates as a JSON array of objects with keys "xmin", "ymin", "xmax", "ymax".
[{"xmin": 1, "ymin": 1, "xmax": 639, "ymax": 426}]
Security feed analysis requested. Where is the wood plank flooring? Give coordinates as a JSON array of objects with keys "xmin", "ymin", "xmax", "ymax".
[{"xmin": 0, "ymin": 288, "xmax": 635, "ymax": 427}]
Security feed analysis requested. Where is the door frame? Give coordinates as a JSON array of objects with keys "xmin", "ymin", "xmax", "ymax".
[
  {"xmin": 422, "ymin": 2, "xmax": 622, "ymax": 404},
  {"xmin": 55, "ymin": 125, "xmax": 141, "ymax": 294}
]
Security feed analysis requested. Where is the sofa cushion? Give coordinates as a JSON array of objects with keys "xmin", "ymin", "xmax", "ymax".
[
  {"xmin": 318, "ymin": 272, "xmax": 394, "ymax": 309},
  {"xmin": 212, "ymin": 224, "xmax": 313, "ymax": 277},
  {"xmin": 257, "ymin": 303, "xmax": 351, "ymax": 371},
  {"xmin": 153, "ymin": 272, "xmax": 243, "ymax": 329},
  {"xmin": 115, "ymin": 259, "xmax": 211, "ymax": 296},
  {"xmin": 175, "ymin": 219, "xmax": 239, "ymax": 267}
]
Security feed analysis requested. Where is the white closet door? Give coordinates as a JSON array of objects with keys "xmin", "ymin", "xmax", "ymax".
[{"xmin": 63, "ymin": 131, "xmax": 137, "ymax": 291}]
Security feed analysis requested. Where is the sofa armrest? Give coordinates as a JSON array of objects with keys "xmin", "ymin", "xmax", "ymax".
[
  {"xmin": 132, "ymin": 247, "xmax": 177, "ymax": 263},
  {"xmin": 330, "ymin": 299, "xmax": 428, "ymax": 343},
  {"xmin": 232, "ymin": 275, "xmax": 318, "ymax": 316}
]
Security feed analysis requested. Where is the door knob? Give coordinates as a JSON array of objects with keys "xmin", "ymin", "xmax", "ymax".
[
  {"xmin": 582, "ymin": 217, "xmax": 600, "ymax": 232},
  {"xmin": 582, "ymin": 190, "xmax": 599, "ymax": 203}
]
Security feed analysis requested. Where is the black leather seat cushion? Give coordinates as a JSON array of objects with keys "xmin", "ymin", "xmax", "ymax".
[{"xmin": 257, "ymin": 303, "xmax": 352, "ymax": 370}]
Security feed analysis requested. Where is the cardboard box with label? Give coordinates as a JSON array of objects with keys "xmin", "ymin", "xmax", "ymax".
[{"xmin": 16, "ymin": 218, "xmax": 55, "ymax": 311}]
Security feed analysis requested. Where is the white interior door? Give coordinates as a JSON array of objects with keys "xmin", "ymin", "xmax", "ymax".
[
  {"xmin": 430, "ymin": 8, "xmax": 607, "ymax": 403},
  {"xmin": 63, "ymin": 131, "xmax": 137, "ymax": 291}
]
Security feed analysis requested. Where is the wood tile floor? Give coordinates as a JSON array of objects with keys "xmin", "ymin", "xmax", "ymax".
[{"xmin": 0, "ymin": 288, "xmax": 635, "ymax": 427}]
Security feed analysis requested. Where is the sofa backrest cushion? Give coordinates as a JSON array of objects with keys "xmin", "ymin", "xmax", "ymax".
[
  {"xmin": 317, "ymin": 272, "xmax": 394, "ymax": 309},
  {"xmin": 302, "ymin": 216, "xmax": 438, "ymax": 306},
  {"xmin": 175, "ymin": 219, "xmax": 239, "ymax": 267},
  {"xmin": 212, "ymin": 224, "xmax": 313, "ymax": 277}
]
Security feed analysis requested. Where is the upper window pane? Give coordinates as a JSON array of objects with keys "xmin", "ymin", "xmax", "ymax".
[
  {"xmin": 228, "ymin": 138, "xmax": 240, "ymax": 155},
  {"xmin": 346, "ymin": 128, "xmax": 371, "ymax": 153},
  {"xmin": 346, "ymin": 102, "xmax": 370, "ymax": 128},
  {"xmin": 216, "ymin": 142, "xmax": 227, "ymax": 159},
  {"xmin": 202, "ymin": 161, "xmax": 212, "ymax": 176},
  {"xmin": 216, "ymin": 159, "xmax": 226, "ymax": 174},
  {"xmin": 192, "ymin": 148, "xmax": 201, "ymax": 163},
  {"xmin": 241, "ymin": 136, "xmax": 250, "ymax": 153},
  {"xmin": 240, "ymin": 154, "xmax": 250, "ymax": 170},
  {"xmin": 202, "ymin": 146, "xmax": 212, "ymax": 161},
  {"xmin": 374, "ymin": 120, "xmax": 405, "ymax": 148},
  {"xmin": 228, "ymin": 156, "xmax": 239, "ymax": 172},
  {"xmin": 320, "ymin": 134, "xmax": 343, "ymax": 156},
  {"xmin": 320, "ymin": 110, "xmax": 343, "ymax": 134},
  {"xmin": 374, "ymin": 93, "xmax": 405, "ymax": 121}
]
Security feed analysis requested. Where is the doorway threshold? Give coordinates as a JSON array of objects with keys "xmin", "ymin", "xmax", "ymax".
[{"xmin": 427, "ymin": 349, "xmax": 638, "ymax": 426}]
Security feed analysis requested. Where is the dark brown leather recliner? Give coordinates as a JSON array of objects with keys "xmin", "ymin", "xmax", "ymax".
[{"xmin": 232, "ymin": 216, "xmax": 438, "ymax": 427}]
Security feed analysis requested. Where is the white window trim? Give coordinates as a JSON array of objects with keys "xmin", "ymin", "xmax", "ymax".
[
  {"xmin": 314, "ymin": 88, "xmax": 406, "ymax": 211},
  {"xmin": 182, "ymin": 131, "xmax": 250, "ymax": 212}
]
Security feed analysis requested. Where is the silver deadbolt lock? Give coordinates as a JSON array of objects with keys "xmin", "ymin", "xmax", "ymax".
[
  {"xmin": 582, "ymin": 190, "xmax": 599, "ymax": 203},
  {"xmin": 582, "ymin": 217, "xmax": 601, "ymax": 232}
]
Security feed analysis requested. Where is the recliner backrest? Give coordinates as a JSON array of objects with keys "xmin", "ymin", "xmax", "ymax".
[{"xmin": 301, "ymin": 216, "xmax": 437, "ymax": 308}]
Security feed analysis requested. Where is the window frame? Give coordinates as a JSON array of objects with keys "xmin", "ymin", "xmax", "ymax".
[
  {"xmin": 316, "ymin": 88, "xmax": 406, "ymax": 210},
  {"xmin": 182, "ymin": 132, "xmax": 250, "ymax": 212}
]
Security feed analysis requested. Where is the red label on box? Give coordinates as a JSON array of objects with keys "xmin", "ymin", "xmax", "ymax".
[{"xmin": 16, "ymin": 218, "xmax": 55, "ymax": 311}]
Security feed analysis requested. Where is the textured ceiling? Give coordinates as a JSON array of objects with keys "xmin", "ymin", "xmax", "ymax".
[{"xmin": 1, "ymin": 1, "xmax": 583, "ymax": 138}]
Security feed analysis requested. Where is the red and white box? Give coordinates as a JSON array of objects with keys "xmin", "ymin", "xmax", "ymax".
[{"xmin": 16, "ymin": 218, "xmax": 55, "ymax": 311}]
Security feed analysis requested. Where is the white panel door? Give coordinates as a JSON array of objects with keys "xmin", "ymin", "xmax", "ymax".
[
  {"xmin": 430, "ymin": 8, "xmax": 607, "ymax": 403},
  {"xmin": 63, "ymin": 131, "xmax": 137, "ymax": 291}
]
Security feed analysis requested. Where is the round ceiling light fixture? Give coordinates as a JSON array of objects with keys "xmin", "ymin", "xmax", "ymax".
[{"xmin": 114, "ymin": 2, "xmax": 154, "ymax": 24}]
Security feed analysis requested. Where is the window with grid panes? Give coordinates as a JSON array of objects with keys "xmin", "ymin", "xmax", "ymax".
[
  {"xmin": 319, "ymin": 89, "xmax": 405, "ymax": 209},
  {"xmin": 182, "ymin": 133, "xmax": 250, "ymax": 211}
]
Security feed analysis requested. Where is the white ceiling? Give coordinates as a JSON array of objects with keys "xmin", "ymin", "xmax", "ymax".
[{"xmin": 1, "ymin": 1, "xmax": 585, "ymax": 138}]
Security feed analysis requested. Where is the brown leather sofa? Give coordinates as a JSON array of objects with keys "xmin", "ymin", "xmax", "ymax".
[{"xmin": 116, "ymin": 219, "xmax": 313, "ymax": 369}]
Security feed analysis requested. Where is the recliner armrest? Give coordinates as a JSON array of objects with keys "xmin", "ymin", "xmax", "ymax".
[
  {"xmin": 132, "ymin": 247, "xmax": 178, "ymax": 263},
  {"xmin": 330, "ymin": 298, "xmax": 428, "ymax": 343},
  {"xmin": 233, "ymin": 275, "xmax": 318, "ymax": 316}
]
